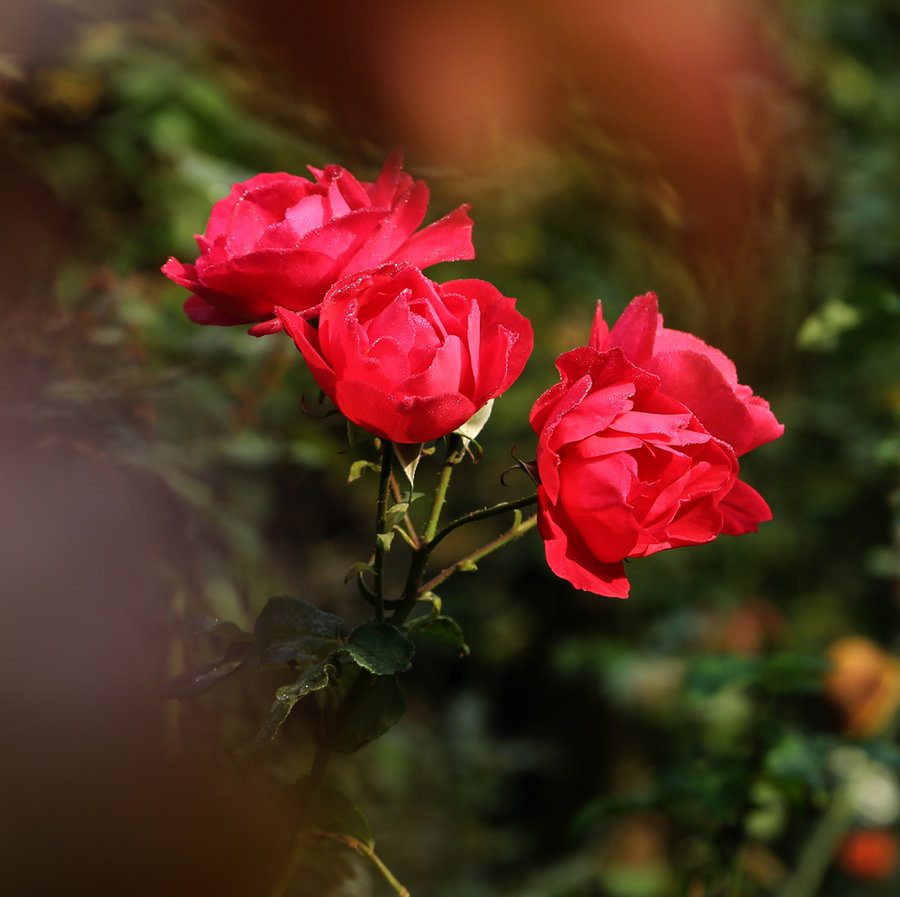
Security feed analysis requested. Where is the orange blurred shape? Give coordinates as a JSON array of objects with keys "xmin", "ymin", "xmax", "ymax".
[
  {"xmin": 825, "ymin": 637, "xmax": 900, "ymax": 738},
  {"xmin": 374, "ymin": 1, "xmax": 543, "ymax": 161},
  {"xmin": 717, "ymin": 600, "xmax": 787, "ymax": 656},
  {"xmin": 837, "ymin": 829, "xmax": 898, "ymax": 881}
]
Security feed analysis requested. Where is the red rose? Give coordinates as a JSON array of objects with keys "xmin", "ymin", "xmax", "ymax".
[
  {"xmin": 277, "ymin": 264, "xmax": 533, "ymax": 444},
  {"xmin": 531, "ymin": 294, "xmax": 783, "ymax": 598},
  {"xmin": 161, "ymin": 152, "xmax": 474, "ymax": 336}
]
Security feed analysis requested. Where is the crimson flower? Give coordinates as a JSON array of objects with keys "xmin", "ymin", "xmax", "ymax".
[
  {"xmin": 162, "ymin": 152, "xmax": 474, "ymax": 335},
  {"xmin": 277, "ymin": 264, "xmax": 533, "ymax": 444},
  {"xmin": 531, "ymin": 293, "xmax": 783, "ymax": 598}
]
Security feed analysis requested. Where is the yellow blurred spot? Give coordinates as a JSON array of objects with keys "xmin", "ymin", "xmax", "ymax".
[{"xmin": 825, "ymin": 636, "xmax": 900, "ymax": 738}]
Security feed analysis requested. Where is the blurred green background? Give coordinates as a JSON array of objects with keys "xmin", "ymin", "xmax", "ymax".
[{"xmin": 2, "ymin": 0, "xmax": 900, "ymax": 895}]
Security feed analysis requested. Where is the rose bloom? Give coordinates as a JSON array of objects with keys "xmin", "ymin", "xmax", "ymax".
[
  {"xmin": 162, "ymin": 152, "xmax": 474, "ymax": 335},
  {"xmin": 531, "ymin": 293, "xmax": 783, "ymax": 598},
  {"xmin": 277, "ymin": 263, "xmax": 533, "ymax": 444}
]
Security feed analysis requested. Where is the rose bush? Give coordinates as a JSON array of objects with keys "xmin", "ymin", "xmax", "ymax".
[
  {"xmin": 162, "ymin": 152, "xmax": 474, "ymax": 335},
  {"xmin": 531, "ymin": 293, "xmax": 783, "ymax": 598},
  {"xmin": 277, "ymin": 263, "xmax": 533, "ymax": 444}
]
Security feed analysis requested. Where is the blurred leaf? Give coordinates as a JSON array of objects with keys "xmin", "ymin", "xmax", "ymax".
[
  {"xmin": 297, "ymin": 784, "xmax": 374, "ymax": 848},
  {"xmin": 340, "ymin": 622, "xmax": 414, "ymax": 675},
  {"xmin": 756, "ymin": 653, "xmax": 828, "ymax": 695},
  {"xmin": 181, "ymin": 615, "xmax": 252, "ymax": 641},
  {"xmin": 685, "ymin": 655, "xmax": 757, "ymax": 697},
  {"xmin": 764, "ymin": 731, "xmax": 831, "ymax": 802},
  {"xmin": 239, "ymin": 663, "xmax": 333, "ymax": 754},
  {"xmin": 333, "ymin": 673, "xmax": 405, "ymax": 753},
  {"xmin": 164, "ymin": 640, "xmax": 252, "ymax": 698},
  {"xmin": 685, "ymin": 653, "xmax": 827, "ymax": 698},
  {"xmin": 254, "ymin": 596, "xmax": 344, "ymax": 665},
  {"xmin": 797, "ymin": 298, "xmax": 861, "ymax": 351},
  {"xmin": 408, "ymin": 615, "xmax": 470, "ymax": 656},
  {"xmin": 863, "ymin": 741, "xmax": 900, "ymax": 772},
  {"xmin": 345, "ymin": 560, "xmax": 375, "ymax": 583}
]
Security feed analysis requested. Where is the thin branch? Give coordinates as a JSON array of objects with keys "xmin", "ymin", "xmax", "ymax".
[
  {"xmin": 302, "ymin": 831, "xmax": 411, "ymax": 897},
  {"xmin": 421, "ymin": 514, "xmax": 537, "ymax": 594},
  {"xmin": 372, "ymin": 440, "xmax": 394, "ymax": 621}
]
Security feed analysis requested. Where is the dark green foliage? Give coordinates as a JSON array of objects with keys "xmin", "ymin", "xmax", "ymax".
[
  {"xmin": 254, "ymin": 595, "xmax": 344, "ymax": 665},
  {"xmin": 340, "ymin": 622, "xmax": 415, "ymax": 676},
  {"xmin": 331, "ymin": 671, "xmax": 406, "ymax": 754}
]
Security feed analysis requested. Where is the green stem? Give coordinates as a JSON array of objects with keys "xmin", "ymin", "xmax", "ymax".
[
  {"xmin": 390, "ymin": 493, "xmax": 538, "ymax": 628},
  {"xmin": 304, "ymin": 831, "xmax": 410, "ymax": 896},
  {"xmin": 777, "ymin": 784, "xmax": 854, "ymax": 897},
  {"xmin": 390, "ymin": 472, "xmax": 421, "ymax": 548},
  {"xmin": 373, "ymin": 440, "xmax": 394, "ymax": 622},
  {"xmin": 421, "ymin": 514, "xmax": 537, "ymax": 594},
  {"xmin": 429, "ymin": 493, "xmax": 538, "ymax": 551},
  {"xmin": 423, "ymin": 435, "xmax": 464, "ymax": 543}
]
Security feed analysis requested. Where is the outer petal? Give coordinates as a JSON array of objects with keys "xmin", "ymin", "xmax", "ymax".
[
  {"xmin": 164, "ymin": 257, "xmax": 274, "ymax": 323},
  {"xmin": 167, "ymin": 155, "xmax": 479, "ymax": 333},
  {"xmin": 161, "ymin": 257, "xmax": 201, "ymax": 292},
  {"xmin": 646, "ymin": 349, "xmax": 769, "ymax": 456},
  {"xmin": 604, "ymin": 292, "xmax": 660, "ymax": 366},
  {"xmin": 345, "ymin": 182, "xmax": 431, "ymax": 270},
  {"xmin": 537, "ymin": 491, "xmax": 631, "ymax": 598},
  {"xmin": 275, "ymin": 307, "xmax": 338, "ymax": 398},
  {"xmin": 248, "ymin": 318, "xmax": 284, "ymax": 337},
  {"xmin": 390, "ymin": 204, "xmax": 476, "ymax": 269},
  {"xmin": 203, "ymin": 173, "xmax": 306, "ymax": 243},
  {"xmin": 198, "ymin": 248, "xmax": 341, "ymax": 315},
  {"xmin": 183, "ymin": 294, "xmax": 256, "ymax": 327},
  {"xmin": 366, "ymin": 148, "xmax": 407, "ymax": 207},
  {"xmin": 441, "ymin": 278, "xmax": 532, "ymax": 404},
  {"xmin": 334, "ymin": 379, "xmax": 477, "ymax": 443},
  {"xmin": 588, "ymin": 300, "xmax": 609, "ymax": 350},
  {"xmin": 718, "ymin": 478, "xmax": 773, "ymax": 535},
  {"xmin": 558, "ymin": 454, "xmax": 642, "ymax": 563}
]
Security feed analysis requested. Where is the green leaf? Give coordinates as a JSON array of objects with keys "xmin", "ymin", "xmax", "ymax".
[
  {"xmin": 238, "ymin": 663, "xmax": 332, "ymax": 754},
  {"xmin": 757, "ymin": 653, "xmax": 829, "ymax": 695},
  {"xmin": 344, "ymin": 560, "xmax": 375, "ymax": 583},
  {"xmin": 384, "ymin": 492, "xmax": 423, "ymax": 530},
  {"xmin": 293, "ymin": 783, "xmax": 373, "ymax": 847},
  {"xmin": 164, "ymin": 640, "xmax": 252, "ymax": 697},
  {"xmin": 384, "ymin": 502, "xmax": 408, "ymax": 527},
  {"xmin": 685, "ymin": 655, "xmax": 757, "ymax": 697},
  {"xmin": 375, "ymin": 531, "xmax": 395, "ymax": 553},
  {"xmin": 341, "ymin": 622, "xmax": 415, "ymax": 675},
  {"xmin": 407, "ymin": 615, "xmax": 470, "ymax": 656},
  {"xmin": 393, "ymin": 442, "xmax": 424, "ymax": 487},
  {"xmin": 685, "ymin": 653, "xmax": 829, "ymax": 699},
  {"xmin": 764, "ymin": 731, "xmax": 831, "ymax": 801},
  {"xmin": 333, "ymin": 672, "xmax": 405, "ymax": 753},
  {"xmin": 254, "ymin": 595, "xmax": 344, "ymax": 665},
  {"xmin": 348, "ymin": 459, "xmax": 379, "ymax": 483},
  {"xmin": 182, "ymin": 616, "xmax": 252, "ymax": 641}
]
